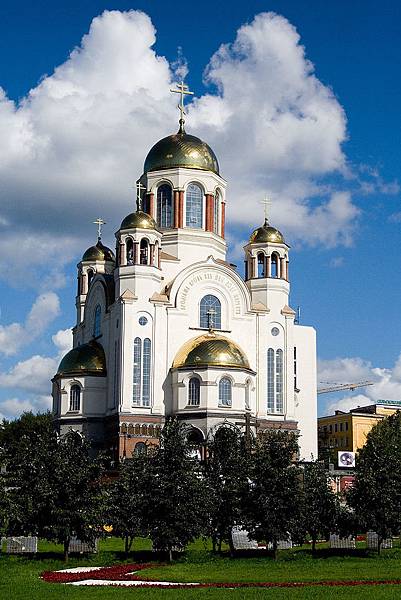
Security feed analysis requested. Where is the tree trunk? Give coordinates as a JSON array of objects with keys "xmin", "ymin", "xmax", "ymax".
[
  {"xmin": 228, "ymin": 530, "xmax": 235, "ymax": 558},
  {"xmin": 168, "ymin": 548, "xmax": 173, "ymax": 563},
  {"xmin": 272, "ymin": 539, "xmax": 278, "ymax": 560},
  {"xmin": 218, "ymin": 537, "xmax": 222, "ymax": 554},
  {"xmin": 312, "ymin": 537, "xmax": 316, "ymax": 555},
  {"xmin": 124, "ymin": 535, "xmax": 129, "ymax": 556},
  {"xmin": 63, "ymin": 538, "xmax": 70, "ymax": 563},
  {"xmin": 377, "ymin": 537, "xmax": 382, "ymax": 556}
]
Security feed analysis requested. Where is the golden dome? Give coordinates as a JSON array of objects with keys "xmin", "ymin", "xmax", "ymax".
[
  {"xmin": 120, "ymin": 210, "xmax": 157, "ymax": 231},
  {"xmin": 249, "ymin": 219, "xmax": 285, "ymax": 244},
  {"xmin": 57, "ymin": 341, "xmax": 106, "ymax": 376},
  {"xmin": 144, "ymin": 131, "xmax": 219, "ymax": 175},
  {"xmin": 173, "ymin": 333, "xmax": 251, "ymax": 370},
  {"xmin": 82, "ymin": 240, "xmax": 115, "ymax": 262}
]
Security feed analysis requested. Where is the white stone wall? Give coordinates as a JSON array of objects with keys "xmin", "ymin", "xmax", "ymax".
[{"xmin": 293, "ymin": 324, "xmax": 317, "ymax": 460}]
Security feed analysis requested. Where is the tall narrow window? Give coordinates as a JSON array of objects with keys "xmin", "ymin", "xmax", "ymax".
[
  {"xmin": 257, "ymin": 253, "xmax": 265, "ymax": 278},
  {"xmin": 93, "ymin": 304, "xmax": 101, "ymax": 337},
  {"xmin": 133, "ymin": 337, "xmax": 142, "ymax": 406},
  {"xmin": 186, "ymin": 183, "xmax": 203, "ymax": 228},
  {"xmin": 157, "ymin": 184, "xmax": 173, "ymax": 228},
  {"xmin": 140, "ymin": 239, "xmax": 148, "ymax": 265},
  {"xmin": 214, "ymin": 192, "xmax": 220, "ymax": 234},
  {"xmin": 271, "ymin": 253, "xmax": 279, "ymax": 278},
  {"xmin": 200, "ymin": 295, "xmax": 221, "ymax": 329},
  {"xmin": 188, "ymin": 377, "xmax": 200, "ymax": 406},
  {"xmin": 219, "ymin": 377, "xmax": 232, "ymax": 407},
  {"xmin": 267, "ymin": 348, "xmax": 284, "ymax": 413},
  {"xmin": 69, "ymin": 385, "xmax": 81, "ymax": 411},
  {"xmin": 113, "ymin": 341, "xmax": 118, "ymax": 408},
  {"xmin": 267, "ymin": 348, "xmax": 275, "ymax": 412},
  {"xmin": 133, "ymin": 337, "xmax": 152, "ymax": 407},
  {"xmin": 142, "ymin": 338, "xmax": 151, "ymax": 407},
  {"xmin": 276, "ymin": 349, "xmax": 284, "ymax": 412}
]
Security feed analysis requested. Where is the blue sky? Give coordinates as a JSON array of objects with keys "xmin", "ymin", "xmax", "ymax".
[{"xmin": 0, "ymin": 0, "xmax": 400, "ymax": 419}]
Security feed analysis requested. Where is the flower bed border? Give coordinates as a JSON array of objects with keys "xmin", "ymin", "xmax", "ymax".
[{"xmin": 42, "ymin": 563, "xmax": 401, "ymax": 589}]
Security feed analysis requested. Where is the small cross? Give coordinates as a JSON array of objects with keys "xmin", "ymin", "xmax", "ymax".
[
  {"xmin": 170, "ymin": 81, "xmax": 194, "ymax": 131},
  {"xmin": 206, "ymin": 307, "xmax": 216, "ymax": 331},
  {"xmin": 134, "ymin": 181, "xmax": 146, "ymax": 211},
  {"xmin": 260, "ymin": 197, "xmax": 272, "ymax": 224},
  {"xmin": 93, "ymin": 218, "xmax": 106, "ymax": 240}
]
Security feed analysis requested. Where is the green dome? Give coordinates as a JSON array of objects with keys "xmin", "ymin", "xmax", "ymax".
[
  {"xmin": 82, "ymin": 240, "xmax": 115, "ymax": 262},
  {"xmin": 57, "ymin": 341, "xmax": 106, "ymax": 376},
  {"xmin": 144, "ymin": 131, "xmax": 219, "ymax": 175},
  {"xmin": 120, "ymin": 210, "xmax": 157, "ymax": 231},
  {"xmin": 173, "ymin": 333, "xmax": 250, "ymax": 370},
  {"xmin": 249, "ymin": 220, "xmax": 285, "ymax": 244}
]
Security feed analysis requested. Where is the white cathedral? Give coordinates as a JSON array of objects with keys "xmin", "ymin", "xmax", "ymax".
[{"xmin": 52, "ymin": 83, "xmax": 317, "ymax": 461}]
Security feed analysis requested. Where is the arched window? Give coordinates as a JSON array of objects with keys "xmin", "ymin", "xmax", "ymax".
[
  {"xmin": 157, "ymin": 184, "xmax": 173, "ymax": 228},
  {"xmin": 134, "ymin": 423, "xmax": 141, "ymax": 435},
  {"xmin": 188, "ymin": 377, "xmax": 200, "ymax": 406},
  {"xmin": 186, "ymin": 183, "xmax": 203, "ymax": 228},
  {"xmin": 200, "ymin": 295, "xmax": 221, "ymax": 329},
  {"xmin": 267, "ymin": 348, "xmax": 284, "ymax": 413},
  {"xmin": 134, "ymin": 442, "xmax": 147, "ymax": 456},
  {"xmin": 93, "ymin": 304, "xmax": 101, "ymax": 337},
  {"xmin": 141, "ymin": 424, "xmax": 148, "ymax": 436},
  {"xmin": 140, "ymin": 239, "xmax": 149, "ymax": 265},
  {"xmin": 69, "ymin": 385, "xmax": 81, "ymax": 411},
  {"xmin": 133, "ymin": 337, "xmax": 152, "ymax": 407},
  {"xmin": 126, "ymin": 238, "xmax": 134, "ymax": 265},
  {"xmin": 271, "ymin": 253, "xmax": 279, "ymax": 278},
  {"xmin": 257, "ymin": 253, "xmax": 265, "ymax": 278},
  {"xmin": 214, "ymin": 192, "xmax": 220, "ymax": 234},
  {"xmin": 219, "ymin": 377, "xmax": 232, "ymax": 407},
  {"xmin": 87, "ymin": 269, "xmax": 94, "ymax": 288}
]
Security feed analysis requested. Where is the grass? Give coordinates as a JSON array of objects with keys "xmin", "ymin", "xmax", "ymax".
[{"xmin": 2, "ymin": 537, "xmax": 401, "ymax": 599}]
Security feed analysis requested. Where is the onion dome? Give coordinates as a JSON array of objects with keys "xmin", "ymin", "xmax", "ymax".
[
  {"xmin": 144, "ymin": 130, "xmax": 219, "ymax": 175},
  {"xmin": 120, "ymin": 210, "xmax": 157, "ymax": 231},
  {"xmin": 173, "ymin": 333, "xmax": 251, "ymax": 370},
  {"xmin": 82, "ymin": 240, "xmax": 115, "ymax": 262},
  {"xmin": 57, "ymin": 340, "xmax": 106, "ymax": 377},
  {"xmin": 249, "ymin": 219, "xmax": 285, "ymax": 244}
]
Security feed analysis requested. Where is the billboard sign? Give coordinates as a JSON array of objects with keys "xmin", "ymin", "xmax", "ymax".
[{"xmin": 338, "ymin": 451, "xmax": 355, "ymax": 468}]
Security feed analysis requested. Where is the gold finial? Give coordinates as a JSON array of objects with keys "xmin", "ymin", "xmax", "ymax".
[
  {"xmin": 260, "ymin": 197, "xmax": 272, "ymax": 225},
  {"xmin": 134, "ymin": 181, "xmax": 146, "ymax": 211},
  {"xmin": 170, "ymin": 80, "xmax": 194, "ymax": 133},
  {"xmin": 93, "ymin": 218, "xmax": 106, "ymax": 240}
]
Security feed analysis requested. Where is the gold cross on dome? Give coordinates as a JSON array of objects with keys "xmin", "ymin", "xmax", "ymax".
[
  {"xmin": 260, "ymin": 197, "xmax": 272, "ymax": 224},
  {"xmin": 134, "ymin": 181, "xmax": 146, "ymax": 211},
  {"xmin": 170, "ymin": 81, "xmax": 194, "ymax": 131},
  {"xmin": 93, "ymin": 217, "xmax": 106, "ymax": 240}
]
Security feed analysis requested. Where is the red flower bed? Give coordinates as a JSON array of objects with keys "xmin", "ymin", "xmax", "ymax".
[{"xmin": 41, "ymin": 564, "xmax": 401, "ymax": 588}]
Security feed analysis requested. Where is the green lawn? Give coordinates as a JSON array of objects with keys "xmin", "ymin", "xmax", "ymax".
[{"xmin": 2, "ymin": 538, "xmax": 401, "ymax": 599}]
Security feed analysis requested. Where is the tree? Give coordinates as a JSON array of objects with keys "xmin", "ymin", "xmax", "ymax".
[
  {"xmin": 348, "ymin": 411, "xmax": 401, "ymax": 554},
  {"xmin": 243, "ymin": 429, "xmax": 301, "ymax": 558},
  {"xmin": 1, "ymin": 413, "xmax": 105, "ymax": 561},
  {"xmin": 140, "ymin": 418, "xmax": 210, "ymax": 561},
  {"xmin": 300, "ymin": 461, "xmax": 339, "ymax": 553},
  {"xmin": 205, "ymin": 426, "xmax": 249, "ymax": 554},
  {"xmin": 106, "ymin": 454, "xmax": 149, "ymax": 555}
]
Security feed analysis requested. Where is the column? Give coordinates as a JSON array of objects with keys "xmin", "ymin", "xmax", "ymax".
[
  {"xmin": 221, "ymin": 201, "xmax": 226, "ymax": 238},
  {"xmin": 82, "ymin": 273, "xmax": 88, "ymax": 295},
  {"xmin": 150, "ymin": 244, "xmax": 155, "ymax": 266},
  {"xmin": 286, "ymin": 261, "xmax": 289, "ymax": 281},
  {"xmin": 179, "ymin": 190, "xmax": 184, "ymax": 228},
  {"xmin": 267, "ymin": 255, "xmax": 271, "ymax": 278},
  {"xmin": 173, "ymin": 190, "xmax": 180, "ymax": 228},
  {"xmin": 280, "ymin": 257, "xmax": 286, "ymax": 279},
  {"xmin": 120, "ymin": 242, "xmax": 126, "ymax": 266},
  {"xmin": 148, "ymin": 193, "xmax": 154, "ymax": 219},
  {"xmin": 205, "ymin": 194, "xmax": 214, "ymax": 232},
  {"xmin": 133, "ymin": 242, "xmax": 139, "ymax": 265}
]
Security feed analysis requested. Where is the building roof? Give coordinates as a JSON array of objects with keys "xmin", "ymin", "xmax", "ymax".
[
  {"xmin": 56, "ymin": 340, "xmax": 106, "ymax": 377},
  {"xmin": 173, "ymin": 332, "xmax": 251, "ymax": 370},
  {"xmin": 120, "ymin": 210, "xmax": 158, "ymax": 231},
  {"xmin": 249, "ymin": 219, "xmax": 285, "ymax": 244},
  {"xmin": 82, "ymin": 240, "xmax": 115, "ymax": 262}
]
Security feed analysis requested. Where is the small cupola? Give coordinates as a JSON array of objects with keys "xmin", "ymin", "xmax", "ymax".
[
  {"xmin": 244, "ymin": 211, "xmax": 289, "ymax": 282},
  {"xmin": 78, "ymin": 218, "xmax": 115, "ymax": 299}
]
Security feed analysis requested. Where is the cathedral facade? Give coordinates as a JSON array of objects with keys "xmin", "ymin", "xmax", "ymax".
[{"xmin": 52, "ymin": 91, "xmax": 317, "ymax": 461}]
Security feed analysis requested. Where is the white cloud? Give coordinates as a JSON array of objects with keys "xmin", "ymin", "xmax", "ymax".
[
  {"xmin": 0, "ymin": 292, "xmax": 60, "ymax": 355},
  {"xmin": 319, "ymin": 354, "xmax": 401, "ymax": 414},
  {"xmin": 0, "ymin": 8, "xmax": 361, "ymax": 287},
  {"xmin": 0, "ymin": 328, "xmax": 72, "ymax": 420}
]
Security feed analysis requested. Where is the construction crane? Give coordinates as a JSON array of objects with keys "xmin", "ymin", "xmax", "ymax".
[{"xmin": 317, "ymin": 381, "xmax": 374, "ymax": 395}]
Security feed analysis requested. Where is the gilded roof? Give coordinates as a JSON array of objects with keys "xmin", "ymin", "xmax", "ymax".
[
  {"xmin": 120, "ymin": 210, "xmax": 158, "ymax": 231},
  {"xmin": 144, "ymin": 131, "xmax": 219, "ymax": 175},
  {"xmin": 173, "ymin": 333, "xmax": 250, "ymax": 370},
  {"xmin": 249, "ymin": 220, "xmax": 285, "ymax": 244},
  {"xmin": 57, "ymin": 340, "xmax": 106, "ymax": 377},
  {"xmin": 82, "ymin": 240, "xmax": 115, "ymax": 262}
]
